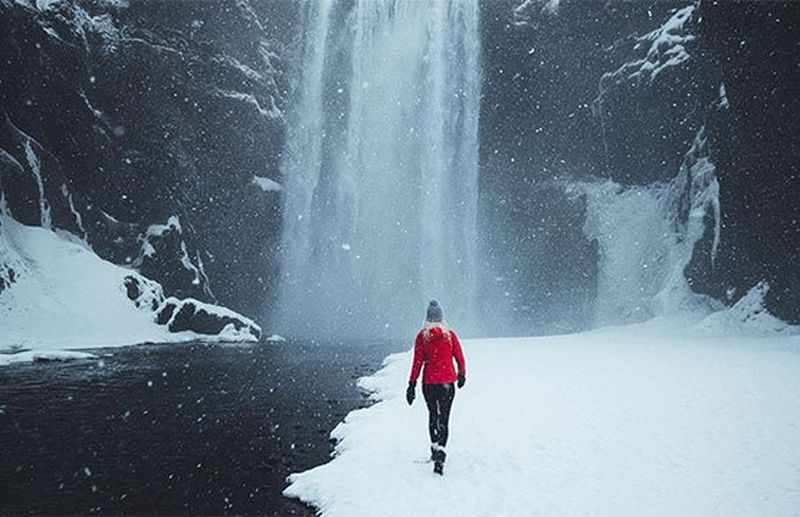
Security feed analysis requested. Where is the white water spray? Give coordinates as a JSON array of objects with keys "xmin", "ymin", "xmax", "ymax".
[{"xmin": 278, "ymin": 0, "xmax": 481, "ymax": 336}]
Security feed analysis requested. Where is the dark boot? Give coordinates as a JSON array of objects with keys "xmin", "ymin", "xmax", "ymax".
[{"xmin": 432, "ymin": 446, "xmax": 446, "ymax": 475}]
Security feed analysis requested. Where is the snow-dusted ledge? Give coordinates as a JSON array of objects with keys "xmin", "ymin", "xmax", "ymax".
[{"xmin": 0, "ymin": 215, "xmax": 261, "ymax": 366}]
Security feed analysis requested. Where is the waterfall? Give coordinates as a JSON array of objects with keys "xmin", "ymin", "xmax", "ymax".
[
  {"xmin": 579, "ymin": 127, "xmax": 722, "ymax": 326},
  {"xmin": 278, "ymin": 0, "xmax": 481, "ymax": 337}
]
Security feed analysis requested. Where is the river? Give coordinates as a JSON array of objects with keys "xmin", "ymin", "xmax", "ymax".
[{"xmin": 0, "ymin": 338, "xmax": 403, "ymax": 515}]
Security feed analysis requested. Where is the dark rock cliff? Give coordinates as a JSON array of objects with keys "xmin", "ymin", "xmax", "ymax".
[
  {"xmin": 482, "ymin": 0, "xmax": 799, "ymax": 327},
  {"xmin": 0, "ymin": 0, "xmax": 297, "ymax": 320},
  {"xmin": 698, "ymin": 1, "xmax": 800, "ymax": 323}
]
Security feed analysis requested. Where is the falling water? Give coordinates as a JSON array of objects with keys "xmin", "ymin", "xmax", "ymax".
[
  {"xmin": 278, "ymin": 0, "xmax": 481, "ymax": 337},
  {"xmin": 579, "ymin": 127, "xmax": 722, "ymax": 326}
]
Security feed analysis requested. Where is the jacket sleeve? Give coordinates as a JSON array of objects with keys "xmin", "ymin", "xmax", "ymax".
[
  {"xmin": 451, "ymin": 331, "xmax": 466, "ymax": 377},
  {"xmin": 409, "ymin": 332, "xmax": 424, "ymax": 383}
]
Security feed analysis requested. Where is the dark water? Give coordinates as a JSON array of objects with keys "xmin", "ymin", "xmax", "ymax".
[{"xmin": 0, "ymin": 338, "xmax": 403, "ymax": 515}]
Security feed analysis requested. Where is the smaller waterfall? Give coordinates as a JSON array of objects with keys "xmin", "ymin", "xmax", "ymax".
[
  {"xmin": 582, "ymin": 181, "xmax": 671, "ymax": 324},
  {"xmin": 580, "ymin": 127, "xmax": 722, "ymax": 326}
]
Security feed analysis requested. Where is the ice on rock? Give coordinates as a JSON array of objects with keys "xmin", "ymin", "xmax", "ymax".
[
  {"xmin": 717, "ymin": 82, "xmax": 730, "ymax": 110},
  {"xmin": 593, "ymin": 3, "xmax": 698, "ymax": 118},
  {"xmin": 513, "ymin": 0, "xmax": 560, "ymax": 26},
  {"xmin": 213, "ymin": 89, "xmax": 281, "ymax": 120},
  {"xmin": 136, "ymin": 216, "xmax": 182, "ymax": 259},
  {"xmin": 578, "ymin": 126, "xmax": 722, "ymax": 326},
  {"xmin": 252, "ymin": 175, "xmax": 283, "ymax": 192},
  {"xmin": 616, "ymin": 4, "xmax": 695, "ymax": 84}
]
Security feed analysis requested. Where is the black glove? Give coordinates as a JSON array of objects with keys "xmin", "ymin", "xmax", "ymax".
[
  {"xmin": 457, "ymin": 374, "xmax": 466, "ymax": 389},
  {"xmin": 406, "ymin": 381, "xmax": 416, "ymax": 405}
]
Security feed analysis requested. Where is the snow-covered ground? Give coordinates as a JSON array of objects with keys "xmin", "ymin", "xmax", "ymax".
[
  {"xmin": 285, "ymin": 317, "xmax": 800, "ymax": 516},
  {"xmin": 0, "ymin": 215, "xmax": 260, "ymax": 364}
]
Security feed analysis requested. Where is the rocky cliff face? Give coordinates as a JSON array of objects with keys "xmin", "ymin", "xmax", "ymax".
[
  {"xmin": 0, "ymin": 0, "xmax": 296, "ymax": 320},
  {"xmin": 483, "ymin": 0, "xmax": 799, "ymax": 328},
  {"xmin": 480, "ymin": 0, "xmax": 694, "ymax": 333},
  {"xmin": 697, "ymin": 2, "xmax": 800, "ymax": 323},
  {"xmin": 591, "ymin": 1, "xmax": 800, "ymax": 323}
]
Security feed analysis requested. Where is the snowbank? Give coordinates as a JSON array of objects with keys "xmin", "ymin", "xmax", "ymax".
[
  {"xmin": 285, "ymin": 318, "xmax": 800, "ymax": 516},
  {"xmin": 0, "ymin": 215, "xmax": 261, "ymax": 361},
  {"xmin": 0, "ymin": 349, "xmax": 97, "ymax": 367}
]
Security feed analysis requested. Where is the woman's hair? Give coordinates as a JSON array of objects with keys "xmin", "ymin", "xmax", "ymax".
[{"xmin": 422, "ymin": 319, "xmax": 451, "ymax": 342}]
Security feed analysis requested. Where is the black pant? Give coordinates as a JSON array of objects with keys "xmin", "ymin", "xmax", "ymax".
[{"xmin": 422, "ymin": 383, "xmax": 455, "ymax": 448}]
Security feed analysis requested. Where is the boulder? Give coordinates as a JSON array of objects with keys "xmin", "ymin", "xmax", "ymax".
[{"xmin": 155, "ymin": 297, "xmax": 261, "ymax": 341}]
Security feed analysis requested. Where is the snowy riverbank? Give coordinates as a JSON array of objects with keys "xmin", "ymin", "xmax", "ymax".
[{"xmin": 284, "ymin": 317, "xmax": 800, "ymax": 516}]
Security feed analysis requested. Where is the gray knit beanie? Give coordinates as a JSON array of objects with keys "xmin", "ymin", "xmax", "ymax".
[{"xmin": 426, "ymin": 300, "xmax": 443, "ymax": 322}]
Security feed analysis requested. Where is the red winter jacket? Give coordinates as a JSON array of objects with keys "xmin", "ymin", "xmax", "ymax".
[{"xmin": 409, "ymin": 325, "xmax": 466, "ymax": 385}]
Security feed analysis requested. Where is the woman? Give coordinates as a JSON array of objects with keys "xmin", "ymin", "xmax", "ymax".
[{"xmin": 406, "ymin": 300, "xmax": 466, "ymax": 475}]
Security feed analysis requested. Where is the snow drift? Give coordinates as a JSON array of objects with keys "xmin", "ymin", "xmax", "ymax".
[
  {"xmin": 0, "ymin": 214, "xmax": 261, "ymax": 361},
  {"xmin": 284, "ymin": 317, "xmax": 800, "ymax": 516}
]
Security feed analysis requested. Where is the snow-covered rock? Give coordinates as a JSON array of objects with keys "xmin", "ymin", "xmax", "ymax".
[
  {"xmin": 155, "ymin": 297, "xmax": 261, "ymax": 342},
  {"xmin": 590, "ymin": 3, "xmax": 710, "ymax": 185},
  {"xmin": 598, "ymin": 4, "xmax": 697, "ymax": 89},
  {"xmin": 0, "ymin": 214, "xmax": 171, "ymax": 350},
  {"xmin": 694, "ymin": 282, "xmax": 800, "ymax": 336},
  {"xmin": 513, "ymin": 0, "xmax": 560, "ymax": 26},
  {"xmin": 133, "ymin": 215, "xmax": 214, "ymax": 302},
  {"xmin": 4, "ymin": 0, "xmax": 124, "ymax": 53},
  {"xmin": 0, "ymin": 214, "xmax": 262, "ymax": 358},
  {"xmin": 122, "ymin": 274, "xmax": 164, "ymax": 311}
]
